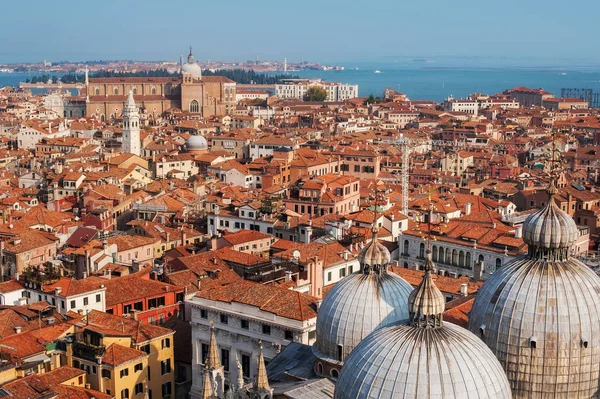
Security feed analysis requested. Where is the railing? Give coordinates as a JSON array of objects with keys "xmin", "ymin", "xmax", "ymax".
[{"xmin": 73, "ymin": 342, "xmax": 105, "ymax": 361}]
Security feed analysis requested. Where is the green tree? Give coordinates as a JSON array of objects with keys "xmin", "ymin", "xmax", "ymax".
[{"xmin": 303, "ymin": 86, "xmax": 328, "ymax": 102}]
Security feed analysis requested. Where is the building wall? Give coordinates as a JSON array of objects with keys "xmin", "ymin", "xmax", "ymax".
[{"xmin": 188, "ymin": 299, "xmax": 316, "ymax": 393}]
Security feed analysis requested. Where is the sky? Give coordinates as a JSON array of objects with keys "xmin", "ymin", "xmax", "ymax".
[{"xmin": 3, "ymin": 0, "xmax": 600, "ymax": 65}]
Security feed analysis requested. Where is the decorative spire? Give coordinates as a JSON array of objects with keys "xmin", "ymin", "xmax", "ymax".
[
  {"xmin": 206, "ymin": 322, "xmax": 221, "ymax": 369},
  {"xmin": 201, "ymin": 364, "xmax": 214, "ymax": 399},
  {"xmin": 188, "ymin": 46, "xmax": 195, "ymax": 63},
  {"xmin": 254, "ymin": 340, "xmax": 270, "ymax": 392},
  {"xmin": 521, "ymin": 133, "xmax": 578, "ymax": 261},
  {"xmin": 408, "ymin": 202, "xmax": 445, "ymax": 329},
  {"xmin": 357, "ymin": 187, "xmax": 391, "ymax": 275},
  {"xmin": 125, "ymin": 90, "xmax": 136, "ymax": 109}
]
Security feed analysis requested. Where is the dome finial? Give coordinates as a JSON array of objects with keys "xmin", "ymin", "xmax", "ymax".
[
  {"xmin": 357, "ymin": 188, "xmax": 390, "ymax": 275},
  {"xmin": 408, "ymin": 200, "xmax": 445, "ymax": 328}
]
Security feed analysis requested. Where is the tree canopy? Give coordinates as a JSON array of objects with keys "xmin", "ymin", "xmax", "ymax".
[{"xmin": 303, "ymin": 86, "xmax": 328, "ymax": 102}]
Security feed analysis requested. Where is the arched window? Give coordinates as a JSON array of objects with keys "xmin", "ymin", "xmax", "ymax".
[
  {"xmin": 403, "ymin": 240, "xmax": 409, "ymax": 256},
  {"xmin": 69, "ymin": 110, "xmax": 73, "ymax": 117},
  {"xmin": 100, "ymin": 114, "xmax": 105, "ymax": 122},
  {"xmin": 439, "ymin": 247, "xmax": 444, "ymax": 264},
  {"xmin": 113, "ymin": 87, "xmax": 118, "ymax": 95},
  {"xmin": 317, "ymin": 363, "xmax": 323, "ymax": 375},
  {"xmin": 432, "ymin": 245, "xmax": 438, "ymax": 262},
  {"xmin": 94, "ymin": 87, "xmax": 100, "ymax": 95},
  {"xmin": 459, "ymin": 251, "xmax": 465, "ymax": 267},
  {"xmin": 466, "ymin": 252, "xmax": 472, "ymax": 269},
  {"xmin": 452, "ymin": 249, "xmax": 458, "ymax": 266},
  {"xmin": 151, "ymin": 86, "xmax": 156, "ymax": 95},
  {"xmin": 190, "ymin": 100, "xmax": 199, "ymax": 113},
  {"xmin": 132, "ymin": 87, "xmax": 137, "ymax": 95},
  {"xmin": 331, "ymin": 369, "xmax": 339, "ymax": 378},
  {"xmin": 478, "ymin": 254, "xmax": 484, "ymax": 264},
  {"xmin": 496, "ymin": 258, "xmax": 502, "ymax": 270},
  {"xmin": 446, "ymin": 248, "xmax": 452, "ymax": 265},
  {"xmin": 419, "ymin": 243, "xmax": 425, "ymax": 259}
]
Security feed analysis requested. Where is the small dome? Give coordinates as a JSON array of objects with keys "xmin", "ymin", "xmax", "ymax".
[
  {"xmin": 357, "ymin": 228, "xmax": 391, "ymax": 274},
  {"xmin": 522, "ymin": 181, "xmax": 578, "ymax": 256},
  {"xmin": 182, "ymin": 62, "xmax": 202, "ymax": 79},
  {"xmin": 334, "ymin": 322, "xmax": 512, "ymax": 399},
  {"xmin": 313, "ymin": 272, "xmax": 412, "ymax": 366},
  {"xmin": 187, "ymin": 135, "xmax": 208, "ymax": 151},
  {"xmin": 407, "ymin": 249, "xmax": 445, "ymax": 327}
]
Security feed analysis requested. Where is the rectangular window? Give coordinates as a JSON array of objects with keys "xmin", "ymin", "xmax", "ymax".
[
  {"xmin": 135, "ymin": 383, "xmax": 144, "ymax": 395},
  {"xmin": 135, "ymin": 363, "xmax": 143, "ymax": 372},
  {"xmin": 161, "ymin": 382, "xmax": 172, "ymax": 397},
  {"xmin": 201, "ymin": 343, "xmax": 209, "ymax": 364},
  {"xmin": 70, "ymin": 300, "xmax": 75, "ymax": 309},
  {"xmin": 327, "ymin": 271, "xmax": 332, "ymax": 282},
  {"xmin": 339, "ymin": 268, "xmax": 346, "ymax": 278},
  {"xmin": 83, "ymin": 297, "xmax": 89, "ymax": 306},
  {"xmin": 220, "ymin": 314, "xmax": 228, "ymax": 324},
  {"xmin": 161, "ymin": 359, "xmax": 171, "ymax": 375},
  {"xmin": 134, "ymin": 301, "xmax": 143, "ymax": 311},
  {"xmin": 121, "ymin": 388, "xmax": 129, "ymax": 399},
  {"xmin": 285, "ymin": 330, "xmax": 294, "ymax": 341},
  {"xmin": 120, "ymin": 368, "xmax": 129, "ymax": 378},
  {"xmin": 162, "ymin": 338, "xmax": 170, "ymax": 349},
  {"xmin": 241, "ymin": 319, "xmax": 249, "ymax": 330},
  {"xmin": 262, "ymin": 324, "xmax": 271, "ymax": 335},
  {"xmin": 140, "ymin": 344, "xmax": 150, "ymax": 354},
  {"xmin": 96, "ymin": 294, "xmax": 101, "ymax": 303},
  {"xmin": 221, "ymin": 348, "xmax": 230, "ymax": 372},
  {"xmin": 200, "ymin": 309, "xmax": 208, "ymax": 319},
  {"xmin": 241, "ymin": 354, "xmax": 250, "ymax": 378},
  {"xmin": 102, "ymin": 369, "xmax": 111, "ymax": 379}
]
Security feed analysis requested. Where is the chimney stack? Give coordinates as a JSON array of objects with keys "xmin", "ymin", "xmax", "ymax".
[
  {"xmin": 465, "ymin": 202, "xmax": 472, "ymax": 216},
  {"xmin": 460, "ymin": 283, "xmax": 468, "ymax": 297}
]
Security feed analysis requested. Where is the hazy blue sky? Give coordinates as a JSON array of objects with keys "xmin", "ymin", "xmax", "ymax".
[{"xmin": 3, "ymin": 0, "xmax": 600, "ymax": 64}]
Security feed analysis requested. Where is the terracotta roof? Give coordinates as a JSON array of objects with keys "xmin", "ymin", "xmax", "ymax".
[
  {"xmin": 0, "ymin": 279, "xmax": 24, "ymax": 293},
  {"xmin": 86, "ymin": 310, "xmax": 173, "ymax": 343},
  {"xmin": 442, "ymin": 294, "xmax": 476, "ymax": 328},
  {"xmin": 42, "ymin": 277, "xmax": 106, "ymax": 297},
  {"xmin": 101, "ymin": 342, "xmax": 147, "ymax": 366},
  {"xmin": 195, "ymin": 280, "xmax": 318, "ymax": 321},
  {"xmin": 102, "ymin": 274, "xmax": 183, "ymax": 306},
  {"xmin": 221, "ymin": 229, "xmax": 272, "ymax": 245}
]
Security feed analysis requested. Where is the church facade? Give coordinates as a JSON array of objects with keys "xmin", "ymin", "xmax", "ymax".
[{"xmin": 84, "ymin": 49, "xmax": 237, "ymax": 121}]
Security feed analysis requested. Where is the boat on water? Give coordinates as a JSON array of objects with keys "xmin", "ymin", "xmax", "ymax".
[
  {"xmin": 374, "ymin": 70, "xmax": 381, "ymax": 74},
  {"xmin": 560, "ymin": 72, "xmax": 567, "ymax": 75}
]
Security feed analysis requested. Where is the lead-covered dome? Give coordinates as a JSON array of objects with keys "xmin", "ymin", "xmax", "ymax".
[
  {"xmin": 187, "ymin": 135, "xmax": 208, "ymax": 151},
  {"xmin": 313, "ymin": 228, "xmax": 412, "ymax": 376},
  {"xmin": 335, "ymin": 248, "xmax": 511, "ymax": 399},
  {"xmin": 522, "ymin": 182, "xmax": 578, "ymax": 257},
  {"xmin": 469, "ymin": 180, "xmax": 600, "ymax": 398},
  {"xmin": 182, "ymin": 48, "xmax": 202, "ymax": 79}
]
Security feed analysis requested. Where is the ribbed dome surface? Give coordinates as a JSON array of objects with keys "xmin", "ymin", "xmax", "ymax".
[
  {"xmin": 313, "ymin": 272, "xmax": 412, "ymax": 364},
  {"xmin": 357, "ymin": 232, "xmax": 391, "ymax": 269},
  {"xmin": 187, "ymin": 135, "xmax": 208, "ymax": 150},
  {"xmin": 522, "ymin": 185, "xmax": 578, "ymax": 252},
  {"xmin": 468, "ymin": 256, "xmax": 600, "ymax": 398},
  {"xmin": 334, "ymin": 322, "xmax": 512, "ymax": 399}
]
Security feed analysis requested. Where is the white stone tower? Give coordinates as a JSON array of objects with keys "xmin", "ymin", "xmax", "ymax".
[{"xmin": 122, "ymin": 90, "xmax": 141, "ymax": 156}]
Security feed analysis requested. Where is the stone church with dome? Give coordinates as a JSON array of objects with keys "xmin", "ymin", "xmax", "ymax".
[{"xmin": 84, "ymin": 48, "xmax": 236, "ymax": 121}]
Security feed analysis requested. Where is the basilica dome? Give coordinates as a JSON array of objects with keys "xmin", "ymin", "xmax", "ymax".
[
  {"xmin": 335, "ymin": 248, "xmax": 511, "ymax": 399},
  {"xmin": 182, "ymin": 47, "xmax": 202, "ymax": 79},
  {"xmin": 468, "ymin": 180, "xmax": 600, "ymax": 398},
  {"xmin": 312, "ymin": 227, "xmax": 412, "ymax": 377},
  {"xmin": 187, "ymin": 135, "xmax": 208, "ymax": 151}
]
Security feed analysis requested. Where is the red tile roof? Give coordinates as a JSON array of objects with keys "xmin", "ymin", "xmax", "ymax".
[{"xmin": 195, "ymin": 280, "xmax": 318, "ymax": 321}]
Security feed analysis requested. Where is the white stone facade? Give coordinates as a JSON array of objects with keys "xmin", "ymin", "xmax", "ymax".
[
  {"xmin": 187, "ymin": 297, "xmax": 317, "ymax": 393},
  {"xmin": 276, "ymin": 80, "xmax": 358, "ymax": 102}
]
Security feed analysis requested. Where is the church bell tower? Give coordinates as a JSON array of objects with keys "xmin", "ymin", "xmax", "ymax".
[{"xmin": 122, "ymin": 90, "xmax": 141, "ymax": 156}]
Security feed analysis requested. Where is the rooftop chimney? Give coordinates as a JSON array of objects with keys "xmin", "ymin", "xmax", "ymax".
[
  {"xmin": 13, "ymin": 326, "xmax": 22, "ymax": 334},
  {"xmin": 460, "ymin": 283, "xmax": 468, "ymax": 297},
  {"xmin": 515, "ymin": 225, "xmax": 523, "ymax": 239},
  {"xmin": 465, "ymin": 203, "xmax": 472, "ymax": 216}
]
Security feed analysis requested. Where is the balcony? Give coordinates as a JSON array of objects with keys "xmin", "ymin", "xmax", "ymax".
[{"xmin": 73, "ymin": 342, "xmax": 105, "ymax": 362}]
